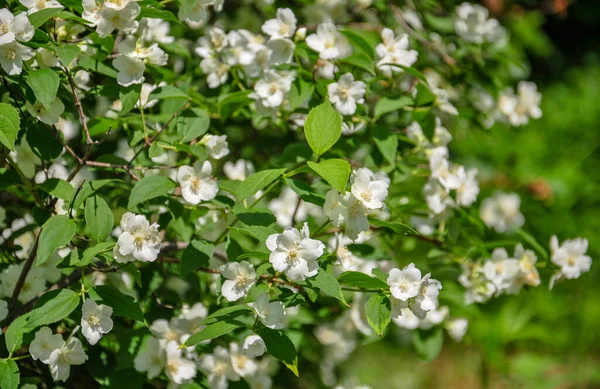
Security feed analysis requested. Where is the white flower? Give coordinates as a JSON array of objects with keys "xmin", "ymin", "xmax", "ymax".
[
  {"xmin": 113, "ymin": 55, "xmax": 145, "ymax": 86},
  {"xmin": 177, "ymin": 160, "xmax": 218, "ymax": 205},
  {"xmin": 221, "ymin": 261, "xmax": 256, "ymax": 301},
  {"xmin": 34, "ymin": 163, "xmax": 69, "ymax": 184},
  {"xmin": 446, "ymin": 318, "xmax": 468, "ymax": 342},
  {"xmin": 230, "ymin": 342, "xmax": 258, "ymax": 377},
  {"xmin": 376, "ymin": 28, "xmax": 418, "ymax": 77},
  {"xmin": 0, "ymin": 299, "xmax": 7, "ymax": 322},
  {"xmin": 248, "ymin": 293, "xmax": 286, "ymax": 330},
  {"xmin": 266, "ymin": 223, "xmax": 325, "ymax": 281},
  {"xmin": 0, "ymin": 41, "xmax": 34, "ymax": 75},
  {"xmin": 480, "ymin": 192, "xmax": 525, "ymax": 233},
  {"xmin": 514, "ymin": 244, "xmax": 541, "ymax": 287},
  {"xmin": 29, "ymin": 327, "xmax": 64, "ymax": 364},
  {"xmin": 81, "ymin": 299, "xmax": 113, "ymax": 345},
  {"xmin": 387, "ymin": 264, "xmax": 422, "ymax": 301},
  {"xmin": 498, "ymin": 81, "xmax": 542, "ymax": 126},
  {"xmin": 350, "ymin": 168, "xmax": 389, "ymax": 210},
  {"xmin": 200, "ymin": 134, "xmax": 230, "ymax": 159},
  {"xmin": 223, "ymin": 159, "xmax": 255, "ymax": 181},
  {"xmin": 454, "ymin": 166, "xmax": 479, "ymax": 207},
  {"xmin": 459, "ymin": 262, "xmax": 495, "ymax": 304},
  {"xmin": 26, "ymin": 98, "xmax": 65, "ymax": 126},
  {"xmin": 113, "ymin": 212, "xmax": 162, "ymax": 263},
  {"xmin": 323, "ymin": 190, "xmax": 370, "ymax": 241},
  {"xmin": 316, "ymin": 59, "xmax": 338, "ymax": 79},
  {"xmin": 262, "ymin": 8, "xmax": 297, "ymax": 39},
  {"xmin": 306, "ymin": 22, "xmax": 352, "ymax": 60},
  {"xmin": 20, "ymin": 0, "xmax": 63, "ymax": 14},
  {"xmin": 268, "ymin": 187, "xmax": 310, "ymax": 227},
  {"xmin": 95, "ymin": 1, "xmax": 140, "ymax": 37},
  {"xmin": 252, "ymin": 70, "xmax": 294, "ymax": 108},
  {"xmin": 199, "ymin": 345, "xmax": 240, "ymax": 389},
  {"xmin": 327, "ymin": 73, "xmax": 366, "ymax": 116},
  {"xmin": 341, "ymin": 120, "xmax": 366, "ymax": 136},
  {"xmin": 48, "ymin": 337, "xmax": 88, "ymax": 382},
  {"xmin": 165, "ymin": 341, "xmax": 197, "ymax": 384},
  {"xmin": 178, "ymin": 0, "xmax": 214, "ymax": 23},
  {"xmin": 242, "ymin": 335, "xmax": 266, "ymax": 357},
  {"xmin": 391, "ymin": 304, "xmax": 420, "ymax": 330},
  {"xmin": 0, "ymin": 9, "xmax": 34, "ymax": 44},
  {"xmin": 411, "ymin": 275, "xmax": 442, "ymax": 318},
  {"xmin": 139, "ymin": 18, "xmax": 175, "ymax": 44},
  {"xmin": 482, "ymin": 248, "xmax": 520, "ymax": 295},
  {"xmin": 454, "ymin": 3, "xmax": 501, "ymax": 44},
  {"xmin": 134, "ymin": 337, "xmax": 166, "ymax": 379},
  {"xmin": 550, "ymin": 236, "xmax": 592, "ymax": 285},
  {"xmin": 423, "ymin": 179, "xmax": 454, "ymax": 214}
]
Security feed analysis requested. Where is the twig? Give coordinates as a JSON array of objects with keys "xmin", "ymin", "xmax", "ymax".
[
  {"xmin": 9, "ymin": 233, "xmax": 40, "ymax": 310},
  {"xmin": 4, "ymin": 154, "xmax": 45, "ymax": 208},
  {"xmin": 128, "ymin": 99, "xmax": 191, "ymax": 166},
  {"xmin": 64, "ymin": 66, "xmax": 96, "ymax": 145}
]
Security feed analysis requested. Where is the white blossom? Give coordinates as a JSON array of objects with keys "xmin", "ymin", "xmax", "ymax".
[
  {"xmin": 223, "ymin": 159, "xmax": 255, "ymax": 181},
  {"xmin": 242, "ymin": 335, "xmax": 266, "ymax": 358},
  {"xmin": 20, "ymin": 0, "xmax": 63, "ymax": 13},
  {"xmin": 306, "ymin": 22, "xmax": 352, "ymax": 60},
  {"xmin": 0, "ymin": 41, "xmax": 34, "ymax": 75},
  {"xmin": 48, "ymin": 337, "xmax": 88, "ymax": 382},
  {"xmin": 328, "ymin": 73, "xmax": 366, "ymax": 116},
  {"xmin": 268, "ymin": 187, "xmax": 310, "ymax": 227},
  {"xmin": 200, "ymin": 134, "xmax": 230, "ymax": 159},
  {"xmin": 81, "ymin": 299, "xmax": 113, "ymax": 345},
  {"xmin": 113, "ymin": 212, "xmax": 162, "ymax": 263},
  {"xmin": 324, "ymin": 189, "xmax": 370, "ymax": 241},
  {"xmin": 480, "ymin": 192, "xmax": 525, "ymax": 233},
  {"xmin": 350, "ymin": 168, "xmax": 389, "ymax": 210},
  {"xmin": 139, "ymin": 18, "xmax": 175, "ymax": 44},
  {"xmin": 113, "ymin": 55, "xmax": 145, "ymax": 86},
  {"xmin": 262, "ymin": 8, "xmax": 297, "ymax": 39},
  {"xmin": 454, "ymin": 3, "xmax": 502, "ymax": 44},
  {"xmin": 0, "ymin": 9, "xmax": 34, "ymax": 45},
  {"xmin": 411, "ymin": 275, "xmax": 442, "ymax": 318},
  {"xmin": 266, "ymin": 223, "xmax": 325, "ymax": 281},
  {"xmin": 27, "ymin": 98, "xmax": 65, "ymax": 126},
  {"xmin": 30, "ymin": 327, "xmax": 64, "ymax": 364},
  {"xmin": 376, "ymin": 28, "xmax": 418, "ymax": 77},
  {"xmin": 134, "ymin": 337, "xmax": 166, "ymax": 379},
  {"xmin": 252, "ymin": 70, "xmax": 294, "ymax": 108},
  {"xmin": 498, "ymin": 81, "xmax": 542, "ymax": 126},
  {"xmin": 387, "ymin": 263, "xmax": 422, "ymax": 301},
  {"xmin": 549, "ymin": 235, "xmax": 592, "ymax": 287},
  {"xmin": 230, "ymin": 342, "xmax": 258, "ymax": 377},
  {"xmin": 199, "ymin": 345, "xmax": 240, "ymax": 389},
  {"xmin": 0, "ymin": 299, "xmax": 7, "ymax": 322},
  {"xmin": 248, "ymin": 293, "xmax": 286, "ymax": 330},
  {"xmin": 177, "ymin": 160, "xmax": 218, "ymax": 205},
  {"xmin": 165, "ymin": 341, "xmax": 197, "ymax": 384},
  {"xmin": 85, "ymin": 0, "xmax": 140, "ymax": 38},
  {"xmin": 220, "ymin": 261, "xmax": 256, "ymax": 301},
  {"xmin": 446, "ymin": 318, "xmax": 468, "ymax": 342}
]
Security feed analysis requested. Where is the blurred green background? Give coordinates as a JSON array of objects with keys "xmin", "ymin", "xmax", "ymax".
[{"xmin": 342, "ymin": 1, "xmax": 600, "ymax": 387}]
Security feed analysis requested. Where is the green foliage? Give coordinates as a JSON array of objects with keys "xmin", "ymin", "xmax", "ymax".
[
  {"xmin": 304, "ymin": 101, "xmax": 343, "ymax": 159},
  {"xmin": 36, "ymin": 215, "xmax": 77, "ymax": 266},
  {"xmin": 26, "ymin": 289, "xmax": 80, "ymax": 328},
  {"xmin": 0, "ymin": 103, "xmax": 20, "ymax": 151}
]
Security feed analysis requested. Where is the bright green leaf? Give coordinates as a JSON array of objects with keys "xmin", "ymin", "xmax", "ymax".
[
  {"xmin": 5, "ymin": 314, "xmax": 30, "ymax": 355},
  {"xmin": 374, "ymin": 96, "xmax": 412, "ymax": 120},
  {"xmin": 177, "ymin": 108, "xmax": 210, "ymax": 143},
  {"xmin": 0, "ymin": 359, "xmax": 19, "ymax": 389},
  {"xmin": 25, "ymin": 69, "xmax": 60, "ymax": 110},
  {"xmin": 236, "ymin": 168, "xmax": 286, "ymax": 200},
  {"xmin": 36, "ymin": 215, "xmax": 77, "ymax": 266},
  {"xmin": 365, "ymin": 293, "xmax": 391, "ymax": 336},
  {"xmin": 183, "ymin": 320, "xmax": 244, "ymax": 347},
  {"xmin": 304, "ymin": 101, "xmax": 342, "ymax": 158},
  {"xmin": 38, "ymin": 178, "xmax": 75, "ymax": 200},
  {"xmin": 307, "ymin": 159, "xmax": 350, "ymax": 193},
  {"xmin": 128, "ymin": 176, "xmax": 176, "ymax": 209},
  {"xmin": 85, "ymin": 195, "xmax": 114, "ymax": 242},
  {"xmin": 337, "ymin": 271, "xmax": 389, "ymax": 289},
  {"xmin": 308, "ymin": 268, "xmax": 347, "ymax": 305},
  {"xmin": 26, "ymin": 289, "xmax": 80, "ymax": 328},
  {"xmin": 0, "ymin": 103, "xmax": 20, "ymax": 151}
]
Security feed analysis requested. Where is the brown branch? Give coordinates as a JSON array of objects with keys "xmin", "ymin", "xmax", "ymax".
[
  {"xmin": 9, "ymin": 233, "xmax": 40, "ymax": 311},
  {"xmin": 64, "ymin": 66, "xmax": 96, "ymax": 145},
  {"xmin": 128, "ymin": 99, "xmax": 191, "ymax": 165}
]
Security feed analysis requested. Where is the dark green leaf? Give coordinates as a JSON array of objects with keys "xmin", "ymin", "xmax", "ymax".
[
  {"xmin": 256, "ymin": 327, "xmax": 299, "ymax": 376},
  {"xmin": 337, "ymin": 271, "xmax": 389, "ymax": 289},
  {"xmin": 180, "ymin": 240, "xmax": 214, "ymax": 276},
  {"xmin": 177, "ymin": 108, "xmax": 210, "ymax": 143},
  {"xmin": 285, "ymin": 178, "xmax": 325, "ymax": 206},
  {"xmin": 372, "ymin": 126, "xmax": 398, "ymax": 164},
  {"xmin": 139, "ymin": 7, "xmax": 178, "ymax": 21},
  {"xmin": 339, "ymin": 52, "xmax": 375, "ymax": 75},
  {"xmin": 36, "ymin": 215, "xmax": 77, "ymax": 266},
  {"xmin": 26, "ymin": 124, "xmax": 63, "ymax": 160},
  {"xmin": 308, "ymin": 268, "xmax": 347, "ymax": 305},
  {"xmin": 73, "ymin": 179, "xmax": 116, "ymax": 210},
  {"xmin": 236, "ymin": 168, "xmax": 286, "ymax": 200},
  {"xmin": 91, "ymin": 285, "xmax": 145, "ymax": 322},
  {"xmin": 374, "ymin": 96, "xmax": 412, "ymax": 120},
  {"xmin": 148, "ymin": 86, "xmax": 188, "ymax": 101},
  {"xmin": 38, "ymin": 178, "xmax": 75, "ymax": 200},
  {"xmin": 85, "ymin": 195, "xmax": 114, "ymax": 242},
  {"xmin": 119, "ymin": 84, "xmax": 142, "ymax": 117},
  {"xmin": 25, "ymin": 69, "xmax": 60, "ymax": 109},
  {"xmin": 183, "ymin": 320, "xmax": 244, "ymax": 347},
  {"xmin": 28, "ymin": 8, "xmax": 62, "ymax": 28}
]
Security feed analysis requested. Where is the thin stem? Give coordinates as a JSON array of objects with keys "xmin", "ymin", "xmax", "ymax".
[
  {"xmin": 4, "ymin": 154, "xmax": 45, "ymax": 208},
  {"xmin": 9, "ymin": 232, "xmax": 40, "ymax": 310}
]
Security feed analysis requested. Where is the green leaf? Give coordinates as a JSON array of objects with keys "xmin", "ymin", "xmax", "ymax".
[
  {"xmin": 337, "ymin": 271, "xmax": 389, "ymax": 289},
  {"xmin": 232, "ymin": 206, "xmax": 276, "ymax": 227},
  {"xmin": 204, "ymin": 306, "xmax": 252, "ymax": 323},
  {"xmin": 38, "ymin": 178, "xmax": 75, "ymax": 200},
  {"xmin": 72, "ymin": 179, "xmax": 116, "ymax": 210},
  {"xmin": 230, "ymin": 225, "xmax": 278, "ymax": 242},
  {"xmin": 85, "ymin": 195, "xmax": 114, "ymax": 242},
  {"xmin": 90, "ymin": 285, "xmax": 145, "ymax": 322},
  {"xmin": 148, "ymin": 86, "xmax": 189, "ymax": 101},
  {"xmin": 0, "ymin": 103, "xmax": 20, "ymax": 151},
  {"xmin": 365, "ymin": 293, "xmax": 391, "ymax": 336},
  {"xmin": 304, "ymin": 101, "xmax": 342, "ymax": 158},
  {"xmin": 36, "ymin": 215, "xmax": 77, "ymax": 266},
  {"xmin": 235, "ymin": 168, "xmax": 286, "ymax": 200},
  {"xmin": 26, "ymin": 124, "xmax": 63, "ymax": 160},
  {"xmin": 28, "ymin": 7, "xmax": 62, "ymax": 27},
  {"xmin": 77, "ymin": 55, "xmax": 118, "ymax": 78},
  {"xmin": 340, "ymin": 29, "xmax": 376, "ymax": 59},
  {"xmin": 81, "ymin": 242, "xmax": 115, "ymax": 267},
  {"xmin": 180, "ymin": 240, "xmax": 214, "ymax": 276},
  {"xmin": 183, "ymin": 320, "xmax": 243, "ymax": 347},
  {"xmin": 54, "ymin": 44, "xmax": 80, "ymax": 67},
  {"xmin": 0, "ymin": 359, "xmax": 19, "ymax": 389},
  {"xmin": 369, "ymin": 219, "xmax": 419, "ymax": 235},
  {"xmin": 139, "ymin": 6, "xmax": 178, "ymax": 21},
  {"xmin": 412, "ymin": 328, "xmax": 444, "ymax": 361},
  {"xmin": 285, "ymin": 178, "xmax": 325, "ymax": 206},
  {"xmin": 177, "ymin": 108, "xmax": 210, "ymax": 143},
  {"xmin": 119, "ymin": 84, "xmax": 142, "ymax": 117},
  {"xmin": 25, "ymin": 69, "xmax": 60, "ymax": 110},
  {"xmin": 308, "ymin": 268, "xmax": 347, "ymax": 305},
  {"xmin": 372, "ymin": 126, "xmax": 398, "ymax": 164},
  {"xmin": 339, "ymin": 52, "xmax": 375, "ymax": 75},
  {"xmin": 128, "ymin": 176, "xmax": 176, "ymax": 209},
  {"xmin": 516, "ymin": 229, "xmax": 549, "ymax": 260},
  {"xmin": 374, "ymin": 96, "xmax": 412, "ymax": 120},
  {"xmin": 26, "ymin": 289, "xmax": 80, "ymax": 328},
  {"xmin": 5, "ymin": 314, "xmax": 30, "ymax": 354},
  {"xmin": 256, "ymin": 327, "xmax": 299, "ymax": 376},
  {"xmin": 288, "ymin": 77, "xmax": 314, "ymax": 111},
  {"xmin": 307, "ymin": 159, "xmax": 350, "ymax": 193}
]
